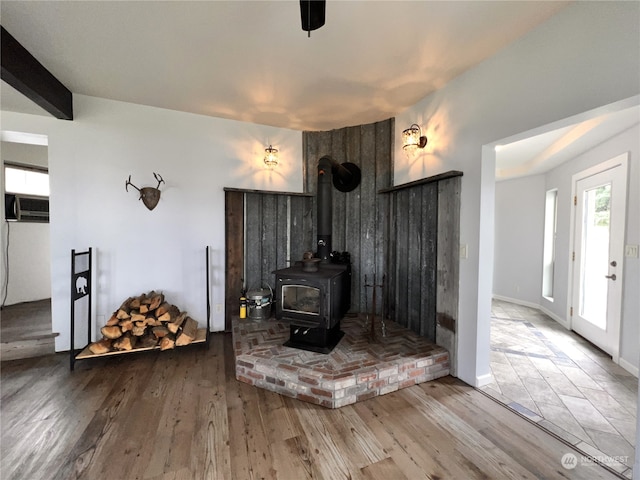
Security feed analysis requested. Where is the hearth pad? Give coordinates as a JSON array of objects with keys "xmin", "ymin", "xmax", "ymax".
[{"xmin": 233, "ymin": 315, "xmax": 450, "ymax": 408}]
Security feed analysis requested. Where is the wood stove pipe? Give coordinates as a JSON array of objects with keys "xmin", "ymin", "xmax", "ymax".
[{"xmin": 316, "ymin": 156, "xmax": 362, "ymax": 263}]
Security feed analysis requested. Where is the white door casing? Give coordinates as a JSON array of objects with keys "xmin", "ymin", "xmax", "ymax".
[{"xmin": 568, "ymin": 153, "xmax": 628, "ymax": 362}]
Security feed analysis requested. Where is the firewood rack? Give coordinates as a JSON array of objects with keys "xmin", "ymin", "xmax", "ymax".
[{"xmin": 70, "ymin": 247, "xmax": 212, "ymax": 370}]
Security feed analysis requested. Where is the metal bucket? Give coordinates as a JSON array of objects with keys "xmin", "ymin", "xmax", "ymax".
[{"xmin": 246, "ymin": 286, "xmax": 272, "ymax": 321}]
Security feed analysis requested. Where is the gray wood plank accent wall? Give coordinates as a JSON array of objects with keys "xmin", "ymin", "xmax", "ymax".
[
  {"xmin": 224, "ymin": 120, "xmax": 461, "ymax": 376},
  {"xmin": 380, "ymin": 171, "xmax": 462, "ymax": 375},
  {"xmin": 224, "ymin": 188, "xmax": 313, "ymax": 330},
  {"xmin": 302, "ymin": 119, "xmax": 395, "ymax": 313}
]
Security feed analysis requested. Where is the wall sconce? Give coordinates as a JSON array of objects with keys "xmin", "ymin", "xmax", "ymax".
[
  {"xmin": 264, "ymin": 145, "xmax": 279, "ymax": 167},
  {"xmin": 402, "ymin": 124, "xmax": 428, "ymax": 157}
]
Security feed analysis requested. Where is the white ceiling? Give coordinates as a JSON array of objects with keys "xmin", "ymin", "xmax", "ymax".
[
  {"xmin": 6, "ymin": 1, "xmax": 634, "ymax": 180},
  {"xmin": 0, "ymin": 0, "xmax": 569, "ymax": 131},
  {"xmin": 495, "ymin": 105, "xmax": 640, "ymax": 181}
]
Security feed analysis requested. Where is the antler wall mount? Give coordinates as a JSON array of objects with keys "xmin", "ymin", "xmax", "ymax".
[{"xmin": 125, "ymin": 173, "xmax": 165, "ymax": 211}]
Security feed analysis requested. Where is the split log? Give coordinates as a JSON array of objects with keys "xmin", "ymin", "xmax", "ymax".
[
  {"xmin": 132, "ymin": 324, "xmax": 146, "ymax": 336},
  {"xmin": 155, "ymin": 302, "xmax": 171, "ymax": 317},
  {"xmin": 113, "ymin": 333, "xmax": 137, "ymax": 351},
  {"xmin": 167, "ymin": 312, "xmax": 188, "ymax": 334},
  {"xmin": 148, "ymin": 292, "xmax": 164, "ymax": 311},
  {"xmin": 142, "ymin": 291, "xmax": 156, "ymax": 305},
  {"xmin": 140, "ymin": 304, "xmax": 150, "ymax": 314},
  {"xmin": 130, "ymin": 311, "xmax": 146, "ymax": 322},
  {"xmin": 130, "ymin": 293, "xmax": 146, "ymax": 309},
  {"xmin": 176, "ymin": 317, "xmax": 198, "ymax": 346},
  {"xmin": 106, "ymin": 314, "xmax": 119, "ymax": 326},
  {"xmin": 157, "ymin": 305, "xmax": 180, "ymax": 322},
  {"xmin": 160, "ymin": 334, "xmax": 176, "ymax": 351},
  {"xmin": 138, "ymin": 333, "xmax": 158, "ymax": 349},
  {"xmin": 116, "ymin": 297, "xmax": 134, "ymax": 319},
  {"xmin": 101, "ymin": 325, "xmax": 123, "ymax": 339},
  {"xmin": 152, "ymin": 326, "xmax": 170, "ymax": 339},
  {"xmin": 120, "ymin": 319, "xmax": 134, "ymax": 332},
  {"xmin": 88, "ymin": 339, "xmax": 112, "ymax": 354}
]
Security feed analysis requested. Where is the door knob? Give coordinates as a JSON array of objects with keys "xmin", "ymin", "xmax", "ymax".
[
  {"xmin": 605, "ymin": 274, "xmax": 617, "ymax": 281},
  {"xmin": 610, "ymin": 261, "xmax": 617, "ymax": 267}
]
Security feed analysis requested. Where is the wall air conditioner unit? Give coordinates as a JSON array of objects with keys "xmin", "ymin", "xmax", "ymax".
[{"xmin": 4, "ymin": 193, "xmax": 50, "ymax": 223}]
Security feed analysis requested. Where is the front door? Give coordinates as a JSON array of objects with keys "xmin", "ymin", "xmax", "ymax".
[{"xmin": 571, "ymin": 154, "xmax": 627, "ymax": 359}]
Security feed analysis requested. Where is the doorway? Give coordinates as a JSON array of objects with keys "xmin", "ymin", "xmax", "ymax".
[
  {"xmin": 570, "ymin": 154, "xmax": 628, "ymax": 360},
  {"xmin": 0, "ymin": 133, "xmax": 54, "ymax": 360},
  {"xmin": 486, "ymin": 101, "xmax": 638, "ymax": 477}
]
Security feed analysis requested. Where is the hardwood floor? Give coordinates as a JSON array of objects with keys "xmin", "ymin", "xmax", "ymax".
[
  {"xmin": 1, "ymin": 299, "xmax": 56, "ymax": 360},
  {"xmin": 0, "ymin": 333, "xmax": 621, "ymax": 480}
]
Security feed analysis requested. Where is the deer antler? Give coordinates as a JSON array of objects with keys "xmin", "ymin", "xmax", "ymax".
[
  {"xmin": 125, "ymin": 175, "xmax": 140, "ymax": 193},
  {"xmin": 153, "ymin": 172, "xmax": 165, "ymax": 189}
]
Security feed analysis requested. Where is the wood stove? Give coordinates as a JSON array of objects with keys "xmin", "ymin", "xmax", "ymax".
[
  {"xmin": 274, "ymin": 262, "xmax": 351, "ymax": 353},
  {"xmin": 275, "ymin": 155, "xmax": 360, "ymax": 353}
]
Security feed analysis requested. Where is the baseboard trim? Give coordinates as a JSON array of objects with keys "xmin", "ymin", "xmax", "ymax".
[
  {"xmin": 492, "ymin": 295, "xmax": 570, "ymax": 329},
  {"xmin": 475, "ymin": 373, "xmax": 493, "ymax": 388},
  {"xmin": 538, "ymin": 305, "xmax": 570, "ymax": 330},
  {"xmin": 619, "ymin": 357, "xmax": 639, "ymax": 378},
  {"xmin": 492, "ymin": 295, "xmax": 538, "ymax": 309}
]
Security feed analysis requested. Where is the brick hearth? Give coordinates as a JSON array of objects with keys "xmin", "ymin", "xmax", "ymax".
[{"xmin": 232, "ymin": 315, "xmax": 450, "ymax": 408}]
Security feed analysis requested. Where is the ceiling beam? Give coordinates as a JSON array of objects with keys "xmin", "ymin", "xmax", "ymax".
[{"xmin": 1, "ymin": 25, "xmax": 73, "ymax": 120}]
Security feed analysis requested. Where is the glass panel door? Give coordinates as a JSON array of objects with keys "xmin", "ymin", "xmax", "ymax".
[
  {"xmin": 578, "ymin": 184, "xmax": 610, "ymax": 329},
  {"xmin": 571, "ymin": 155, "xmax": 627, "ymax": 358}
]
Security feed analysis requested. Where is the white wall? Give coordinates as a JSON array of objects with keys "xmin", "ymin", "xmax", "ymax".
[
  {"xmin": 394, "ymin": 1, "xmax": 640, "ymax": 386},
  {"xmin": 543, "ymin": 124, "xmax": 640, "ymax": 373},
  {"xmin": 1, "ymin": 95, "xmax": 303, "ymax": 350},
  {"xmin": 1, "ymin": 141, "xmax": 51, "ymax": 305},
  {"xmin": 1, "ymin": 2, "xmax": 638, "ymax": 383},
  {"xmin": 493, "ymin": 175, "xmax": 545, "ymax": 304}
]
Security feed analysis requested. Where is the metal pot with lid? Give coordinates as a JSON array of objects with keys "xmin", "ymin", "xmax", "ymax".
[{"xmin": 246, "ymin": 286, "xmax": 273, "ymax": 321}]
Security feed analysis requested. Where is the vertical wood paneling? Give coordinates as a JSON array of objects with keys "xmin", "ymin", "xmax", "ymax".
[
  {"xmin": 244, "ymin": 193, "xmax": 263, "ymax": 291},
  {"xmin": 357, "ymin": 123, "xmax": 377, "ymax": 313},
  {"xmin": 275, "ymin": 196, "xmax": 289, "ymax": 268},
  {"xmin": 260, "ymin": 194, "xmax": 277, "ymax": 288},
  {"xmin": 289, "ymin": 196, "xmax": 314, "ymax": 261},
  {"xmin": 224, "ymin": 191, "xmax": 244, "ymax": 331},
  {"xmin": 345, "ymin": 126, "xmax": 362, "ymax": 312},
  {"xmin": 302, "ymin": 119, "xmax": 393, "ymax": 315},
  {"xmin": 383, "ymin": 172, "xmax": 460, "ymax": 345},
  {"xmin": 436, "ymin": 177, "xmax": 461, "ymax": 376},
  {"xmin": 375, "ymin": 119, "xmax": 393, "ymax": 315},
  {"xmin": 331, "ymin": 128, "xmax": 347, "ymax": 252},
  {"xmin": 420, "ymin": 185, "xmax": 438, "ymax": 341},
  {"xmin": 385, "ymin": 193, "xmax": 397, "ymax": 320},
  {"xmin": 407, "ymin": 188, "xmax": 421, "ymax": 332},
  {"xmin": 228, "ymin": 191, "xmax": 315, "ymax": 313}
]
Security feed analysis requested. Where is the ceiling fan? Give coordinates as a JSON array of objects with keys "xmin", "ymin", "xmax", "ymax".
[{"xmin": 300, "ymin": 0, "xmax": 326, "ymax": 37}]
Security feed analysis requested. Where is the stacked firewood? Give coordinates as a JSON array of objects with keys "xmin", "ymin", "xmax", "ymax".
[{"xmin": 88, "ymin": 291, "xmax": 199, "ymax": 355}]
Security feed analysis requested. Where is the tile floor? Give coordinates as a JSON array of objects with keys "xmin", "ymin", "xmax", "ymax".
[{"xmin": 482, "ymin": 299, "xmax": 637, "ymax": 478}]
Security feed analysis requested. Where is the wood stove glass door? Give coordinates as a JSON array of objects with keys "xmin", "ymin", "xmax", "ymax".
[{"xmin": 282, "ymin": 285, "xmax": 320, "ymax": 315}]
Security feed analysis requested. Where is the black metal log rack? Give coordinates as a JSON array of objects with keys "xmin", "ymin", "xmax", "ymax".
[{"xmin": 70, "ymin": 246, "xmax": 212, "ymax": 370}]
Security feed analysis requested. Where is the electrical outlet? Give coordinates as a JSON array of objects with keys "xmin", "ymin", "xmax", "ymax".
[
  {"xmin": 215, "ymin": 304, "xmax": 223, "ymax": 313},
  {"xmin": 460, "ymin": 244, "xmax": 468, "ymax": 259},
  {"xmin": 625, "ymin": 244, "xmax": 639, "ymax": 258}
]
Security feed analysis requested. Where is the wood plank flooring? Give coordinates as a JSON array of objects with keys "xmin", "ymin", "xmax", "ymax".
[
  {"xmin": 0, "ymin": 333, "xmax": 621, "ymax": 480},
  {"xmin": 1, "ymin": 299, "xmax": 56, "ymax": 361}
]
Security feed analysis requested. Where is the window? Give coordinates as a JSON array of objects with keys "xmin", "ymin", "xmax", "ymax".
[
  {"xmin": 4, "ymin": 163, "xmax": 49, "ymax": 196},
  {"xmin": 542, "ymin": 189, "xmax": 557, "ymax": 300}
]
